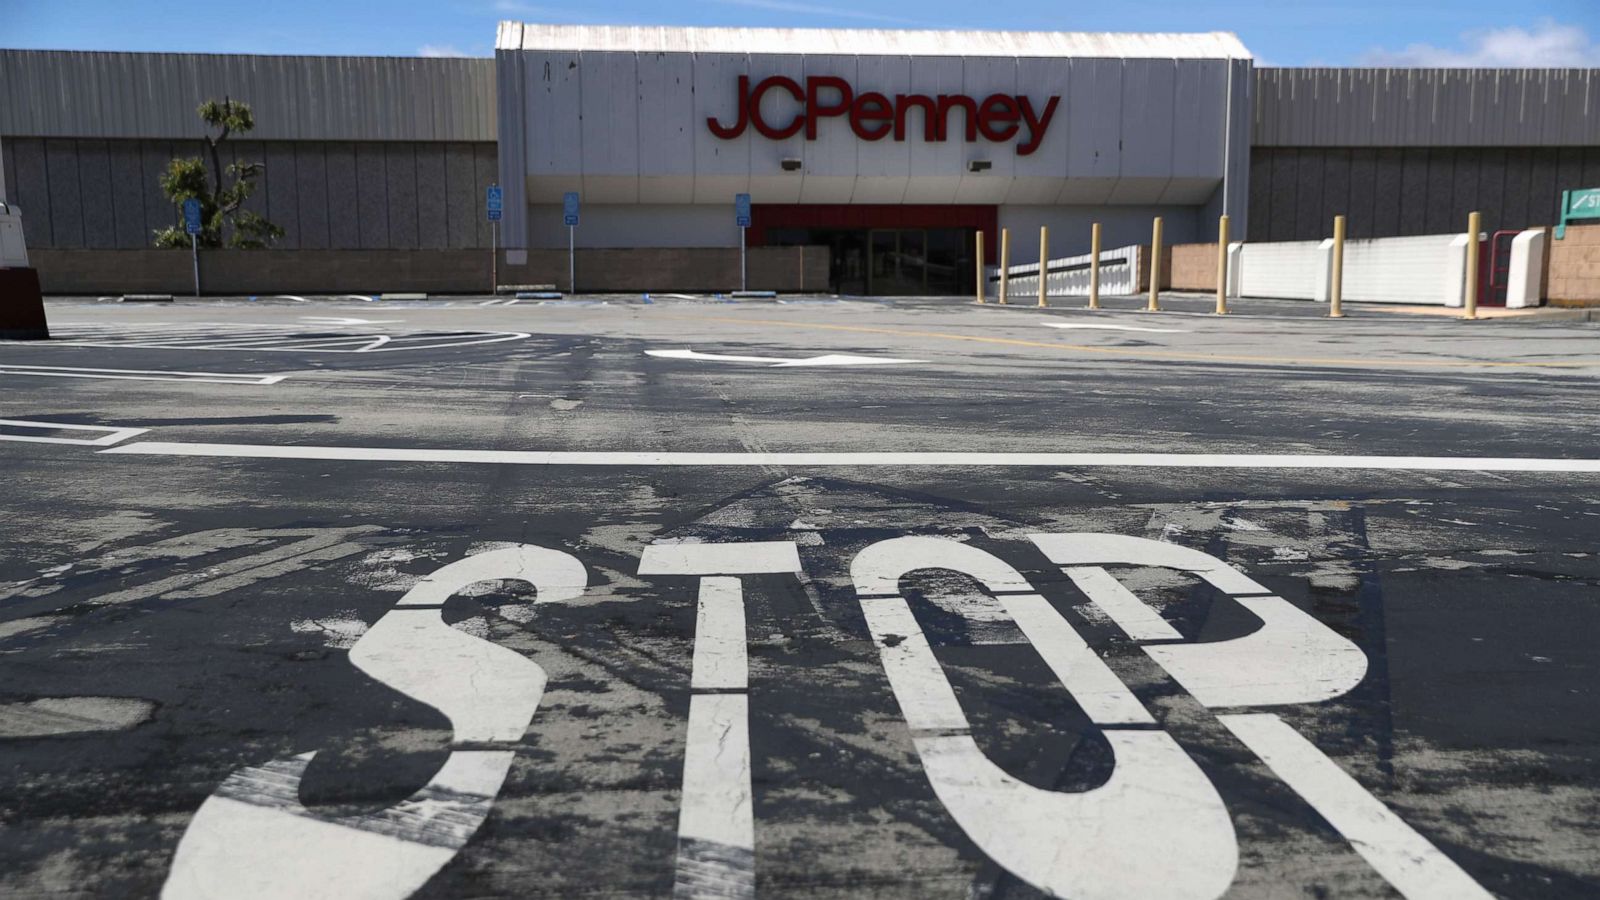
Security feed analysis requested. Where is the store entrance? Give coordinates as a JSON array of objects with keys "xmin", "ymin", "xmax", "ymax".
[{"xmin": 765, "ymin": 226, "xmax": 976, "ymax": 296}]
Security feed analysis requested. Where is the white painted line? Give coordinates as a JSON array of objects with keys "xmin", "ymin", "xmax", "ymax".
[
  {"xmin": 1041, "ymin": 322, "xmax": 1187, "ymax": 333},
  {"xmin": 272, "ymin": 295, "xmax": 310, "ymax": 303},
  {"xmin": 855, "ymin": 575, "xmax": 1237, "ymax": 899},
  {"xmin": 1, "ymin": 419, "xmax": 148, "ymax": 447},
  {"xmin": 675, "ymin": 693, "xmax": 756, "ymax": 897},
  {"xmin": 647, "ymin": 348, "xmax": 922, "ymax": 367},
  {"xmin": 1218, "ymin": 713, "xmax": 1493, "ymax": 900},
  {"xmin": 300, "ymin": 316, "xmax": 402, "ymax": 325},
  {"xmin": 98, "ymin": 442, "xmax": 1600, "ymax": 473},
  {"xmin": 635, "ymin": 541, "xmax": 799, "ymax": 899},
  {"xmin": 1063, "ymin": 566, "xmax": 1186, "ymax": 641},
  {"xmin": 998, "ymin": 593, "xmax": 1155, "ymax": 725},
  {"xmin": 1146, "ymin": 595, "xmax": 1368, "ymax": 707},
  {"xmin": 0, "ymin": 364, "xmax": 288, "ymax": 385},
  {"xmin": 164, "ymin": 544, "xmax": 589, "ymax": 900}
]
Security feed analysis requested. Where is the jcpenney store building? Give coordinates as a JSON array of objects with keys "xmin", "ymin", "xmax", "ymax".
[
  {"xmin": 496, "ymin": 25, "xmax": 1251, "ymax": 295},
  {"xmin": 4, "ymin": 26, "xmax": 1598, "ymax": 297}
]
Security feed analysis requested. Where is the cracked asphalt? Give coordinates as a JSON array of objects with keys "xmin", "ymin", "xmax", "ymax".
[{"xmin": 1, "ymin": 294, "xmax": 1598, "ymax": 898}]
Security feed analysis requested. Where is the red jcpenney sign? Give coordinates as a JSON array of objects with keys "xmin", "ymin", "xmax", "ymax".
[{"xmin": 707, "ymin": 75, "xmax": 1060, "ymax": 156}]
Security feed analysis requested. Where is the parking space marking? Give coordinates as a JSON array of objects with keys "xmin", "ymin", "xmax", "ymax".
[
  {"xmin": 0, "ymin": 419, "xmax": 148, "ymax": 446},
  {"xmin": 97, "ymin": 441, "xmax": 1600, "ymax": 473},
  {"xmin": 664, "ymin": 313, "xmax": 1600, "ymax": 369},
  {"xmin": 1219, "ymin": 713, "xmax": 1494, "ymax": 900},
  {"xmin": 37, "ymin": 322, "xmax": 530, "ymax": 353},
  {"xmin": 0, "ymin": 364, "xmax": 288, "ymax": 385}
]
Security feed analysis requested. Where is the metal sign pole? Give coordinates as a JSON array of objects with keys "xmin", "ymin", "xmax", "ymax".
[
  {"xmin": 568, "ymin": 225, "xmax": 575, "ymax": 294},
  {"xmin": 740, "ymin": 226, "xmax": 747, "ymax": 292},
  {"xmin": 182, "ymin": 196, "xmax": 202, "ymax": 297},
  {"xmin": 491, "ymin": 220, "xmax": 497, "ymax": 295}
]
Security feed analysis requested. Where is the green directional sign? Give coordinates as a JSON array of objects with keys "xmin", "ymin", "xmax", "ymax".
[{"xmin": 1556, "ymin": 188, "xmax": 1600, "ymax": 239}]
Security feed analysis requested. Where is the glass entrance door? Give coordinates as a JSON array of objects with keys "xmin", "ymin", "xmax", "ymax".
[{"xmin": 868, "ymin": 229, "xmax": 930, "ymax": 295}]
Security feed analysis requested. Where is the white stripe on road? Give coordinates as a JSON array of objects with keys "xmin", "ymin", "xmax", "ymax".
[
  {"xmin": 0, "ymin": 364, "xmax": 287, "ymax": 385},
  {"xmin": 1063, "ymin": 566, "xmax": 1186, "ymax": 641},
  {"xmin": 2, "ymin": 419, "xmax": 148, "ymax": 447},
  {"xmin": 1217, "ymin": 713, "xmax": 1493, "ymax": 900},
  {"xmin": 97, "ymin": 442, "xmax": 1600, "ymax": 473}
]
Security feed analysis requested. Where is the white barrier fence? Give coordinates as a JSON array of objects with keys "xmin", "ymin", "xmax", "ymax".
[
  {"xmin": 1231, "ymin": 229, "xmax": 1546, "ymax": 308},
  {"xmin": 981, "ymin": 228, "xmax": 1547, "ymax": 308},
  {"xmin": 988, "ymin": 243, "xmax": 1140, "ymax": 300}
]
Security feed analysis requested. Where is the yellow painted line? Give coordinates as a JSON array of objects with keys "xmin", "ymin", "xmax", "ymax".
[{"xmin": 660, "ymin": 313, "xmax": 1600, "ymax": 370}]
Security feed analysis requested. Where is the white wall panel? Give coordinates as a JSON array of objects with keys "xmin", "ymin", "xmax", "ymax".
[
  {"xmin": 1110, "ymin": 59, "xmax": 1176, "ymax": 203},
  {"xmin": 526, "ymin": 50, "xmax": 584, "ymax": 203},
  {"xmin": 1006, "ymin": 58, "xmax": 1070, "ymax": 204},
  {"xmin": 850, "ymin": 55, "xmax": 912, "ymax": 203},
  {"xmin": 798, "ymin": 54, "xmax": 858, "ymax": 203},
  {"xmin": 579, "ymin": 51, "xmax": 640, "ymax": 202},
  {"xmin": 1234, "ymin": 239, "xmax": 1328, "ymax": 300},
  {"xmin": 636, "ymin": 52, "xmax": 695, "ymax": 203},
  {"xmin": 954, "ymin": 57, "xmax": 1018, "ymax": 204},
  {"xmin": 746, "ymin": 54, "xmax": 807, "ymax": 203},
  {"xmin": 1059, "ymin": 59, "xmax": 1122, "ymax": 203},
  {"xmin": 902, "ymin": 56, "xmax": 965, "ymax": 204},
  {"xmin": 692, "ymin": 53, "xmax": 752, "ymax": 203},
  {"xmin": 1337, "ymin": 233, "xmax": 1466, "ymax": 304}
]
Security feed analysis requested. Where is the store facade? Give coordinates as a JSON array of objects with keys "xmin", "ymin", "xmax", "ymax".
[{"xmin": 494, "ymin": 25, "xmax": 1253, "ymax": 294}]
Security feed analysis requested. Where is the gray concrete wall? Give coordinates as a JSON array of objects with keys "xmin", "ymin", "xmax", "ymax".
[
  {"xmin": 3, "ymin": 138, "xmax": 498, "ymax": 251},
  {"xmin": 1247, "ymin": 146, "xmax": 1600, "ymax": 241},
  {"xmin": 1254, "ymin": 68, "xmax": 1600, "ymax": 148},
  {"xmin": 29, "ymin": 246, "xmax": 830, "ymax": 294}
]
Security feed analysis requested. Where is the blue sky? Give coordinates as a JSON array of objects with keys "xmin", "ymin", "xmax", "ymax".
[{"xmin": 6, "ymin": 0, "xmax": 1598, "ymax": 67}]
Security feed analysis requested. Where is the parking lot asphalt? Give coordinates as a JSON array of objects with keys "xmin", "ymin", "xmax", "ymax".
[{"xmin": 2, "ymin": 294, "xmax": 1599, "ymax": 898}]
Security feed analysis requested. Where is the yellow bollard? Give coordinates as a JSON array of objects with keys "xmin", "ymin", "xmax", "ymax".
[
  {"xmin": 1329, "ymin": 215, "xmax": 1346, "ymax": 318},
  {"xmin": 1088, "ymin": 222, "xmax": 1101, "ymax": 310},
  {"xmin": 999, "ymin": 228, "xmax": 1010, "ymax": 305},
  {"xmin": 1038, "ymin": 226, "xmax": 1049, "ymax": 307},
  {"xmin": 975, "ymin": 230, "xmax": 986, "ymax": 303},
  {"xmin": 1215, "ymin": 214, "xmax": 1230, "ymax": 315},
  {"xmin": 1147, "ymin": 217, "xmax": 1163, "ymax": 311},
  {"xmin": 1464, "ymin": 211, "xmax": 1481, "ymax": 320}
]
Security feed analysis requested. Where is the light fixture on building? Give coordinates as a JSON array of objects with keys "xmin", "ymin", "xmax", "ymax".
[
  {"xmin": 781, "ymin": 157, "xmax": 803, "ymax": 172},
  {"xmin": 967, "ymin": 159, "xmax": 992, "ymax": 173}
]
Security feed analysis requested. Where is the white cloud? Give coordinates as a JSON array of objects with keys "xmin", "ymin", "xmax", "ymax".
[
  {"xmin": 1361, "ymin": 19, "xmax": 1600, "ymax": 68},
  {"xmin": 418, "ymin": 44, "xmax": 474, "ymax": 58}
]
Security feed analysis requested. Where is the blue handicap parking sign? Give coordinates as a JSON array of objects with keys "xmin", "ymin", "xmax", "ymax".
[
  {"xmin": 735, "ymin": 193, "xmax": 751, "ymax": 228},
  {"xmin": 563, "ymin": 192, "xmax": 580, "ymax": 227},
  {"xmin": 486, "ymin": 185, "xmax": 503, "ymax": 221},
  {"xmin": 183, "ymin": 198, "xmax": 202, "ymax": 235}
]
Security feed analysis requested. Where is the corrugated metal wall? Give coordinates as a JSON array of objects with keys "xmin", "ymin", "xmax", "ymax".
[
  {"xmin": 0, "ymin": 51, "xmax": 496, "ymax": 141},
  {"xmin": 1, "ymin": 138, "xmax": 498, "ymax": 249},
  {"xmin": 1253, "ymin": 68, "xmax": 1600, "ymax": 147},
  {"xmin": 1246, "ymin": 145, "xmax": 1600, "ymax": 241}
]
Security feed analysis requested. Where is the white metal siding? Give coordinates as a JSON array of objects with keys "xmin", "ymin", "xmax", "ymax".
[{"xmin": 0, "ymin": 51, "xmax": 495, "ymax": 141}]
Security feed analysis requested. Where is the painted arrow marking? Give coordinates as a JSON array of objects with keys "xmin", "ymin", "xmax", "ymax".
[
  {"xmin": 1040, "ymin": 322, "xmax": 1188, "ymax": 334},
  {"xmin": 299, "ymin": 316, "xmax": 402, "ymax": 325},
  {"xmin": 645, "ymin": 349, "xmax": 922, "ymax": 367}
]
